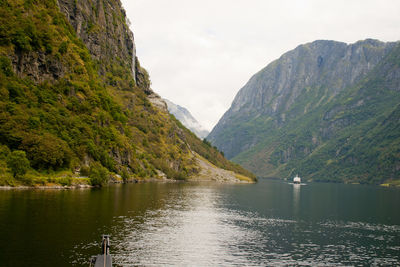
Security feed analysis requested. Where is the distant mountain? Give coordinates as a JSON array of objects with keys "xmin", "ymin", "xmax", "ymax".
[
  {"xmin": 164, "ymin": 99, "xmax": 209, "ymax": 139},
  {"xmin": 208, "ymin": 39, "xmax": 400, "ymax": 184}
]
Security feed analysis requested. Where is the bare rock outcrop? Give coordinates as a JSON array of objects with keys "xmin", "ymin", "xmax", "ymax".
[{"xmin": 57, "ymin": 0, "xmax": 136, "ymax": 77}]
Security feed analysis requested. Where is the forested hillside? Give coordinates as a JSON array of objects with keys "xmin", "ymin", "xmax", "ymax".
[{"xmin": 0, "ymin": 0, "xmax": 254, "ymax": 186}]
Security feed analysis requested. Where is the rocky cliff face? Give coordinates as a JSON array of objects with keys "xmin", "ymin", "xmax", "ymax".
[
  {"xmin": 8, "ymin": 0, "xmax": 136, "ymax": 85},
  {"xmin": 57, "ymin": 0, "xmax": 135, "ymax": 77},
  {"xmin": 208, "ymin": 39, "xmax": 400, "ymax": 183},
  {"xmin": 11, "ymin": 49, "xmax": 66, "ymax": 83},
  {"xmin": 164, "ymin": 99, "xmax": 209, "ymax": 139},
  {"xmin": 229, "ymin": 39, "xmax": 394, "ymax": 116},
  {"xmin": 209, "ymin": 40, "xmax": 396, "ymax": 158}
]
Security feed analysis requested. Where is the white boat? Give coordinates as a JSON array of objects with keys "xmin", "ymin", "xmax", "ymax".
[{"xmin": 293, "ymin": 175, "xmax": 301, "ymax": 184}]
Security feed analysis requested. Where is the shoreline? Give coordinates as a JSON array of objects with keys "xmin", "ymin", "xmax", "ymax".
[
  {"xmin": 0, "ymin": 184, "xmax": 93, "ymax": 190},
  {"xmin": 0, "ymin": 176, "xmax": 254, "ymax": 190},
  {"xmin": 260, "ymin": 177, "xmax": 400, "ymax": 188}
]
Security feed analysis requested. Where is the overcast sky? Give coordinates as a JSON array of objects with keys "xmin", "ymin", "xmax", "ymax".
[{"xmin": 120, "ymin": 0, "xmax": 400, "ymax": 131}]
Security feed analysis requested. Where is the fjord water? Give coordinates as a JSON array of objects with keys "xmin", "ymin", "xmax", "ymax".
[{"xmin": 0, "ymin": 180, "xmax": 399, "ymax": 266}]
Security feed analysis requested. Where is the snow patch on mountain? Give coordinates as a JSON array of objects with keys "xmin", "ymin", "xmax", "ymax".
[{"xmin": 164, "ymin": 99, "xmax": 209, "ymax": 139}]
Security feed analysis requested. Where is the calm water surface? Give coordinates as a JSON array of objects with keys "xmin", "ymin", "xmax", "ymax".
[{"xmin": 0, "ymin": 179, "xmax": 400, "ymax": 266}]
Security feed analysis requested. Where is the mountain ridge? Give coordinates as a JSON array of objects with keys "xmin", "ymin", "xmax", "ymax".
[
  {"xmin": 208, "ymin": 39, "xmax": 400, "ymax": 184},
  {"xmin": 164, "ymin": 99, "xmax": 209, "ymax": 139}
]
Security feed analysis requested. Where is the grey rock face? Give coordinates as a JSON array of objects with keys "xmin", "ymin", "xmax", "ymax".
[
  {"xmin": 230, "ymin": 39, "xmax": 393, "ymax": 115},
  {"xmin": 164, "ymin": 99, "xmax": 209, "ymax": 139},
  {"xmin": 208, "ymin": 39, "xmax": 397, "ymax": 159},
  {"xmin": 57, "ymin": 0, "xmax": 136, "ymax": 77},
  {"xmin": 11, "ymin": 51, "xmax": 66, "ymax": 83}
]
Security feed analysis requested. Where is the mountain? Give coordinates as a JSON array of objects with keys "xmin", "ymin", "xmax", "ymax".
[
  {"xmin": 0, "ymin": 0, "xmax": 255, "ymax": 186},
  {"xmin": 164, "ymin": 99, "xmax": 209, "ymax": 139},
  {"xmin": 208, "ymin": 39, "xmax": 400, "ymax": 184}
]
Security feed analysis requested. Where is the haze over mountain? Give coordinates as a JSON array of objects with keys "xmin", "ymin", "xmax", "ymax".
[
  {"xmin": 208, "ymin": 39, "xmax": 400, "ymax": 184},
  {"xmin": 164, "ymin": 99, "xmax": 209, "ymax": 139}
]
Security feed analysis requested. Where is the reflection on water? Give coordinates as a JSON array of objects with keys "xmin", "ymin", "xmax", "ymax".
[
  {"xmin": 110, "ymin": 186, "xmax": 299, "ymax": 266},
  {"xmin": 292, "ymin": 184, "xmax": 301, "ymax": 216},
  {"xmin": 113, "ymin": 187, "xmax": 243, "ymax": 265},
  {"xmin": 1, "ymin": 180, "xmax": 400, "ymax": 266},
  {"xmin": 98, "ymin": 182, "xmax": 400, "ymax": 266}
]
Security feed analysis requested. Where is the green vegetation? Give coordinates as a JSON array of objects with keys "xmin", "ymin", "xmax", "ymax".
[
  {"xmin": 170, "ymin": 115, "xmax": 256, "ymax": 180},
  {"xmin": 0, "ymin": 0, "xmax": 255, "ymax": 186},
  {"xmin": 88, "ymin": 162, "xmax": 109, "ymax": 186},
  {"xmin": 6, "ymin": 150, "xmax": 30, "ymax": 178},
  {"xmin": 229, "ymin": 44, "xmax": 400, "ymax": 184}
]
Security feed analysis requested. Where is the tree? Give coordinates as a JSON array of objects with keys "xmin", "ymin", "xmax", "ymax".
[
  {"xmin": 89, "ymin": 162, "xmax": 109, "ymax": 186},
  {"xmin": 7, "ymin": 150, "xmax": 30, "ymax": 178},
  {"xmin": 121, "ymin": 167, "xmax": 129, "ymax": 183},
  {"xmin": 21, "ymin": 133, "xmax": 72, "ymax": 170}
]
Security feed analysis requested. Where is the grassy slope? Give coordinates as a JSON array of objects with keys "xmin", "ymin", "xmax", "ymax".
[
  {"xmin": 170, "ymin": 115, "xmax": 256, "ymax": 180},
  {"xmin": 0, "ymin": 0, "xmax": 255, "ymax": 186}
]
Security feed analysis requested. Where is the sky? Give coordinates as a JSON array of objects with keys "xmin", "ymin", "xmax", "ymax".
[{"xmin": 120, "ymin": 0, "xmax": 400, "ymax": 131}]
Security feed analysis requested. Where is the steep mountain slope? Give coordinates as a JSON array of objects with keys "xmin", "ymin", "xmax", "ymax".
[
  {"xmin": 208, "ymin": 39, "xmax": 400, "ymax": 184},
  {"xmin": 164, "ymin": 99, "xmax": 209, "ymax": 139},
  {"xmin": 0, "ymin": 0, "xmax": 254, "ymax": 186}
]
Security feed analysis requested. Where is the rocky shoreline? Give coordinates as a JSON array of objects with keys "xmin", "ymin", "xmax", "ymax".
[
  {"xmin": 190, "ymin": 153, "xmax": 255, "ymax": 183},
  {"xmin": 0, "ymin": 184, "xmax": 93, "ymax": 190},
  {"xmin": 0, "ymin": 171, "xmax": 254, "ymax": 190}
]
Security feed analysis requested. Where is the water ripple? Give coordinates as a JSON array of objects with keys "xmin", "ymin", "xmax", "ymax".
[{"xmin": 72, "ymin": 185, "xmax": 400, "ymax": 266}]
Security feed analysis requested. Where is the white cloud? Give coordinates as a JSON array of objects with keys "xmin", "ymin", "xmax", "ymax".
[{"xmin": 121, "ymin": 0, "xmax": 400, "ymax": 131}]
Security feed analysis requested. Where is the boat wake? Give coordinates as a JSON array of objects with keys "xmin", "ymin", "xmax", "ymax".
[{"xmin": 288, "ymin": 182, "xmax": 307, "ymax": 186}]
